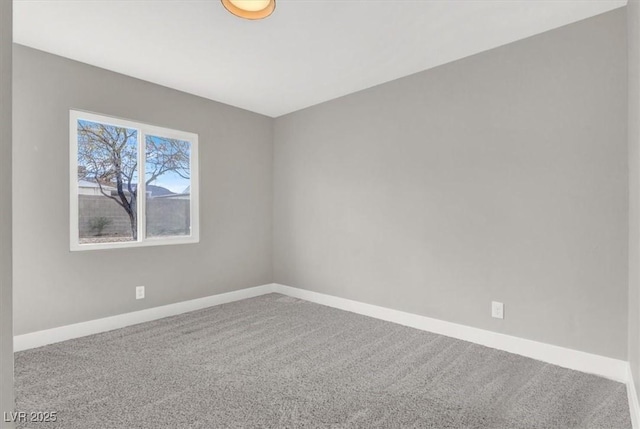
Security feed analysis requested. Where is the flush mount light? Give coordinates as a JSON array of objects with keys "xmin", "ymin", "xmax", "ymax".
[{"xmin": 221, "ymin": 0, "xmax": 276, "ymax": 20}]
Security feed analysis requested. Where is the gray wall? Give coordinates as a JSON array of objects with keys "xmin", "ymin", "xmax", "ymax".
[
  {"xmin": 274, "ymin": 10, "xmax": 628, "ymax": 359},
  {"xmin": 628, "ymin": 0, "xmax": 640, "ymax": 398},
  {"xmin": 12, "ymin": 45, "xmax": 273, "ymax": 335},
  {"xmin": 1, "ymin": 1, "xmax": 13, "ymax": 427},
  {"xmin": 11, "ymin": 8, "xmax": 630, "ymax": 364}
]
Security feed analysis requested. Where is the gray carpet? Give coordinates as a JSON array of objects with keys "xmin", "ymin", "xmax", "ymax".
[{"xmin": 15, "ymin": 293, "xmax": 631, "ymax": 428}]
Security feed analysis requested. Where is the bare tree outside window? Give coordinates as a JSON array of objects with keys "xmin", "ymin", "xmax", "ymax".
[
  {"xmin": 77, "ymin": 120, "xmax": 139, "ymax": 241},
  {"xmin": 76, "ymin": 119, "xmax": 192, "ymax": 244}
]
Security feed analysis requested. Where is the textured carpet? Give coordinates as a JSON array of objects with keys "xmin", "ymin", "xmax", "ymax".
[{"xmin": 15, "ymin": 293, "xmax": 631, "ymax": 428}]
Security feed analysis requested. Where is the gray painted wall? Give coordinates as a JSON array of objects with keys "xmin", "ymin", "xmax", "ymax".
[
  {"xmin": 0, "ymin": 1, "xmax": 13, "ymax": 427},
  {"xmin": 12, "ymin": 45, "xmax": 273, "ymax": 335},
  {"xmin": 628, "ymin": 0, "xmax": 640, "ymax": 397},
  {"xmin": 274, "ymin": 10, "xmax": 628, "ymax": 359},
  {"xmin": 11, "ymin": 8, "xmax": 630, "ymax": 364}
]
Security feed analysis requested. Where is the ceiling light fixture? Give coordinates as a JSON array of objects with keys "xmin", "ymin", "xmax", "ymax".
[{"xmin": 221, "ymin": 0, "xmax": 276, "ymax": 20}]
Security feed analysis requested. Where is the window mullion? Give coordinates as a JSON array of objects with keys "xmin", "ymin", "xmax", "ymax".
[{"xmin": 138, "ymin": 129, "xmax": 146, "ymax": 242}]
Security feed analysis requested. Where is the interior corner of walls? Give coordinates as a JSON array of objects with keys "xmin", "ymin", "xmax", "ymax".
[
  {"xmin": 628, "ymin": 365, "xmax": 640, "ymax": 429},
  {"xmin": 0, "ymin": 0, "xmax": 13, "ymax": 425}
]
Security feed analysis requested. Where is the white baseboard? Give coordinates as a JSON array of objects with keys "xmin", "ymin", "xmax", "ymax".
[
  {"xmin": 629, "ymin": 365, "xmax": 640, "ymax": 429},
  {"xmin": 272, "ymin": 284, "xmax": 628, "ymax": 383},
  {"xmin": 13, "ymin": 282, "xmax": 629, "ymax": 385},
  {"xmin": 13, "ymin": 283, "xmax": 276, "ymax": 352}
]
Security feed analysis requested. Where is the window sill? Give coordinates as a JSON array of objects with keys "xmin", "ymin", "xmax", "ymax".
[{"xmin": 70, "ymin": 235, "xmax": 200, "ymax": 252}]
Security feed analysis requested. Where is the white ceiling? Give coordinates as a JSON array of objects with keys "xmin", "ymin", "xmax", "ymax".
[{"xmin": 14, "ymin": 0, "xmax": 627, "ymax": 117}]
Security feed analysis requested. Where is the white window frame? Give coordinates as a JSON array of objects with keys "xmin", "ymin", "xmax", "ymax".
[{"xmin": 70, "ymin": 110, "xmax": 200, "ymax": 251}]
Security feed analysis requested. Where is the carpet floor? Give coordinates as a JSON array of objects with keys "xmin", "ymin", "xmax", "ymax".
[{"xmin": 15, "ymin": 293, "xmax": 631, "ymax": 428}]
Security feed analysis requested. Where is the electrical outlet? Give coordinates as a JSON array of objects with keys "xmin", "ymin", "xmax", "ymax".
[
  {"xmin": 136, "ymin": 286, "xmax": 145, "ymax": 300},
  {"xmin": 491, "ymin": 301, "xmax": 504, "ymax": 319}
]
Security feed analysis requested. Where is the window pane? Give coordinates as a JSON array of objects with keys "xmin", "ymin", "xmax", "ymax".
[
  {"xmin": 145, "ymin": 135, "xmax": 191, "ymax": 238},
  {"xmin": 77, "ymin": 119, "xmax": 138, "ymax": 244}
]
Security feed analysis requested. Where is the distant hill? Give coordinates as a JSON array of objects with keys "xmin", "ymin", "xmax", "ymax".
[
  {"xmin": 146, "ymin": 185, "xmax": 175, "ymax": 197},
  {"xmin": 128, "ymin": 184, "xmax": 175, "ymax": 197}
]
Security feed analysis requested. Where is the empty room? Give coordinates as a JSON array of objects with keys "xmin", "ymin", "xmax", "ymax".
[{"xmin": 1, "ymin": 0, "xmax": 640, "ymax": 427}]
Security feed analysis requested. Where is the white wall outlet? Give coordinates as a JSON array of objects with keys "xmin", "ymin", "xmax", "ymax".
[
  {"xmin": 491, "ymin": 301, "xmax": 504, "ymax": 319},
  {"xmin": 135, "ymin": 286, "xmax": 145, "ymax": 300}
]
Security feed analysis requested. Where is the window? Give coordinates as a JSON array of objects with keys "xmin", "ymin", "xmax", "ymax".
[{"xmin": 70, "ymin": 110, "xmax": 199, "ymax": 251}]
